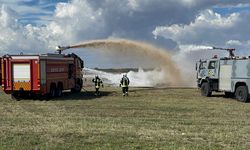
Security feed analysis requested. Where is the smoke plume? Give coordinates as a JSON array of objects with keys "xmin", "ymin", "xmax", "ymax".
[{"xmin": 84, "ymin": 68, "xmax": 167, "ymax": 87}]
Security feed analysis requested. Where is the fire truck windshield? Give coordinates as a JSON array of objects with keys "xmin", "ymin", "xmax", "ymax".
[{"xmin": 199, "ymin": 61, "xmax": 207, "ymax": 70}]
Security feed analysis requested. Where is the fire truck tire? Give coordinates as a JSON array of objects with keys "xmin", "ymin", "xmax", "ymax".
[
  {"xmin": 201, "ymin": 82, "xmax": 211, "ymax": 97},
  {"xmin": 49, "ymin": 84, "xmax": 56, "ymax": 98},
  {"xmin": 56, "ymin": 85, "xmax": 63, "ymax": 97},
  {"xmin": 71, "ymin": 79, "xmax": 82, "ymax": 93},
  {"xmin": 235, "ymin": 86, "xmax": 249, "ymax": 102},
  {"xmin": 71, "ymin": 84, "xmax": 81, "ymax": 93}
]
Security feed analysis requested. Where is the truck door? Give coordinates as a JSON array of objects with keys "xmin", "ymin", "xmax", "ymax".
[
  {"xmin": 219, "ymin": 65, "xmax": 232, "ymax": 91},
  {"xmin": 197, "ymin": 61, "xmax": 207, "ymax": 79},
  {"xmin": 12, "ymin": 63, "xmax": 31, "ymax": 91},
  {"xmin": 207, "ymin": 60, "xmax": 219, "ymax": 79}
]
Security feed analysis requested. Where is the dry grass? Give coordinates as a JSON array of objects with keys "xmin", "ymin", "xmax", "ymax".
[{"xmin": 0, "ymin": 87, "xmax": 250, "ymax": 149}]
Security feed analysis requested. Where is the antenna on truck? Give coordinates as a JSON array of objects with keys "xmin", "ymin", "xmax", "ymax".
[
  {"xmin": 56, "ymin": 46, "xmax": 71, "ymax": 54},
  {"xmin": 212, "ymin": 47, "xmax": 235, "ymax": 57}
]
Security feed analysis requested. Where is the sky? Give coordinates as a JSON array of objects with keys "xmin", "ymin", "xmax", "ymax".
[{"xmin": 0, "ymin": 0, "xmax": 250, "ymax": 68}]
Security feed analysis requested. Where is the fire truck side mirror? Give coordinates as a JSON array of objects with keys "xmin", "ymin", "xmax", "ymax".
[{"xmin": 195, "ymin": 63, "xmax": 197, "ymax": 71}]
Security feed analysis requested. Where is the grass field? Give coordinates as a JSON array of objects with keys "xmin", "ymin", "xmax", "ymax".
[{"xmin": 0, "ymin": 87, "xmax": 250, "ymax": 150}]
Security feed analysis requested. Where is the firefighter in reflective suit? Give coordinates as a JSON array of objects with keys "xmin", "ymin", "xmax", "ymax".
[
  {"xmin": 120, "ymin": 74, "xmax": 130, "ymax": 96},
  {"xmin": 92, "ymin": 75, "xmax": 103, "ymax": 96}
]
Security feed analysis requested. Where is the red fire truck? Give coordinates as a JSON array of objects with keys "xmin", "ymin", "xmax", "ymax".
[{"xmin": 1, "ymin": 53, "xmax": 83, "ymax": 99}]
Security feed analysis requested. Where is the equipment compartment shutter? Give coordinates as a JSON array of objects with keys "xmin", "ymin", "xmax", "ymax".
[
  {"xmin": 13, "ymin": 64, "xmax": 30, "ymax": 82},
  {"xmin": 219, "ymin": 65, "xmax": 232, "ymax": 91},
  {"xmin": 40, "ymin": 60, "xmax": 46, "ymax": 85}
]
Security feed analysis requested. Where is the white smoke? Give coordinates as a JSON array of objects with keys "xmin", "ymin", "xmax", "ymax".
[
  {"xmin": 179, "ymin": 44, "xmax": 213, "ymax": 52},
  {"xmin": 172, "ymin": 44, "xmax": 230, "ymax": 87},
  {"xmin": 84, "ymin": 68, "xmax": 166, "ymax": 87}
]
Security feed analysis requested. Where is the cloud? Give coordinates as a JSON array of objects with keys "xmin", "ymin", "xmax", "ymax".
[
  {"xmin": 153, "ymin": 10, "xmax": 240, "ymax": 44},
  {"xmin": 0, "ymin": 0, "xmax": 53, "ymax": 25},
  {"xmin": 153, "ymin": 9, "xmax": 250, "ymax": 54},
  {"xmin": 226, "ymin": 40, "xmax": 242, "ymax": 46},
  {"xmin": 52, "ymin": 0, "xmax": 105, "ymax": 42},
  {"xmin": 84, "ymin": 0, "xmax": 228, "ymax": 50},
  {"xmin": 0, "ymin": 0, "xmax": 105, "ymax": 55}
]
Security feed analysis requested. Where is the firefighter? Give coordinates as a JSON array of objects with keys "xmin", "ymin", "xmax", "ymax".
[
  {"xmin": 120, "ymin": 74, "xmax": 130, "ymax": 96},
  {"xmin": 92, "ymin": 75, "xmax": 103, "ymax": 96}
]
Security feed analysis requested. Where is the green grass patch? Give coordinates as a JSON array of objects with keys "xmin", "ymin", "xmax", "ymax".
[{"xmin": 0, "ymin": 87, "xmax": 250, "ymax": 149}]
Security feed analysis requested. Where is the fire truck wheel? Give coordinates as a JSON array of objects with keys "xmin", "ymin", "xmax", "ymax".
[
  {"xmin": 71, "ymin": 84, "xmax": 81, "ymax": 93},
  {"xmin": 56, "ymin": 86, "xmax": 63, "ymax": 97},
  {"xmin": 71, "ymin": 79, "xmax": 82, "ymax": 93},
  {"xmin": 49, "ymin": 85, "xmax": 56, "ymax": 98},
  {"xmin": 201, "ymin": 82, "xmax": 211, "ymax": 97},
  {"xmin": 235, "ymin": 86, "xmax": 249, "ymax": 102}
]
